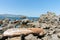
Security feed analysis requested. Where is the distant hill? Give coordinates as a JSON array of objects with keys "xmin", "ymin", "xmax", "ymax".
[{"xmin": 0, "ymin": 14, "xmax": 27, "ymax": 17}]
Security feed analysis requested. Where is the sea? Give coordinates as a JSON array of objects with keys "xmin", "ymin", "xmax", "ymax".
[{"xmin": 0, "ymin": 16, "xmax": 39, "ymax": 21}]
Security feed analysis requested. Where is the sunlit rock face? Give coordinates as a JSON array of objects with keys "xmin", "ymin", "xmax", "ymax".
[
  {"xmin": 3, "ymin": 28, "xmax": 45, "ymax": 37},
  {"xmin": 3, "ymin": 28, "xmax": 33, "ymax": 36}
]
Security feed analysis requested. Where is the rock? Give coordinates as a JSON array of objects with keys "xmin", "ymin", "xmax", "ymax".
[
  {"xmin": 57, "ymin": 33, "xmax": 60, "ymax": 38},
  {"xmin": 0, "ymin": 28, "xmax": 4, "ymax": 34},
  {"xmin": 21, "ymin": 19, "xmax": 32, "ymax": 25},
  {"xmin": 27, "ymin": 21, "xmax": 40, "ymax": 28},
  {"xmin": 25, "ymin": 34, "xmax": 37, "ymax": 40},
  {"xmin": 47, "ymin": 30, "xmax": 56, "ymax": 35},
  {"xmin": 0, "ymin": 27, "xmax": 3, "ymax": 31},
  {"xmin": 3, "ymin": 28, "xmax": 45, "ymax": 37},
  {"xmin": 0, "ymin": 20, "xmax": 3, "ymax": 26},
  {"xmin": 57, "ymin": 25, "xmax": 60, "ymax": 29},
  {"xmin": 42, "ymin": 37, "xmax": 48, "ymax": 40},
  {"xmin": 7, "ymin": 36, "xmax": 21, "ymax": 40},
  {"xmin": 28, "ymin": 28, "xmax": 45, "ymax": 36},
  {"xmin": 3, "ymin": 18, "xmax": 10, "ymax": 24},
  {"xmin": 3, "ymin": 28, "xmax": 32, "ymax": 36},
  {"xmin": 0, "ymin": 35, "xmax": 3, "ymax": 39},
  {"xmin": 39, "ymin": 12, "xmax": 56, "ymax": 23},
  {"xmin": 11, "ymin": 20, "xmax": 20, "ymax": 24},
  {"xmin": 7, "ymin": 24, "xmax": 15, "ymax": 28},
  {"xmin": 51, "ymin": 34, "xmax": 59, "ymax": 40},
  {"xmin": 38, "ymin": 38, "xmax": 41, "ymax": 40},
  {"xmin": 55, "ymin": 29, "xmax": 60, "ymax": 33},
  {"xmin": 40, "ymin": 23, "xmax": 50, "ymax": 29},
  {"xmin": 1, "ymin": 23, "xmax": 8, "ymax": 27}
]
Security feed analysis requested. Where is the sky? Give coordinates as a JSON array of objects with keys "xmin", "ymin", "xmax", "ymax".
[{"xmin": 0, "ymin": 0, "xmax": 60, "ymax": 17}]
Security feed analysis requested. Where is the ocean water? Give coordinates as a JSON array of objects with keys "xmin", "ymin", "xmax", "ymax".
[{"xmin": 0, "ymin": 17, "xmax": 39, "ymax": 21}]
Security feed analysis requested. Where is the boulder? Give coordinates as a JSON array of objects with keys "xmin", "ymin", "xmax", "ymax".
[
  {"xmin": 25, "ymin": 34, "xmax": 37, "ymax": 40},
  {"xmin": 3, "ymin": 28, "xmax": 45, "ymax": 37},
  {"xmin": 57, "ymin": 33, "xmax": 60, "ymax": 38},
  {"xmin": 21, "ymin": 19, "xmax": 32, "ymax": 25},
  {"xmin": 51, "ymin": 34, "xmax": 59, "ymax": 40}
]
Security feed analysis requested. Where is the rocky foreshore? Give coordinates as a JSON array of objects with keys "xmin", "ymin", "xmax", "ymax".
[{"xmin": 0, "ymin": 12, "xmax": 60, "ymax": 40}]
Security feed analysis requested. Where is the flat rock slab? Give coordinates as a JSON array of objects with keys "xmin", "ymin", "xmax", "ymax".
[{"xmin": 3, "ymin": 28, "xmax": 45, "ymax": 37}]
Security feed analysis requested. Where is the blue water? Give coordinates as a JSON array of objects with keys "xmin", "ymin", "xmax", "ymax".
[{"xmin": 0, "ymin": 16, "xmax": 39, "ymax": 21}]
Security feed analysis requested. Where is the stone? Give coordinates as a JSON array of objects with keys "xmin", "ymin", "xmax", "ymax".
[
  {"xmin": 21, "ymin": 19, "xmax": 31, "ymax": 25},
  {"xmin": 40, "ymin": 23, "xmax": 50, "ymax": 29},
  {"xmin": 55, "ymin": 29, "xmax": 60, "ymax": 33},
  {"xmin": 42, "ymin": 37, "xmax": 48, "ymax": 40},
  {"xmin": 25, "ymin": 34, "xmax": 37, "ymax": 40},
  {"xmin": 7, "ymin": 36, "xmax": 21, "ymax": 40},
  {"xmin": 7, "ymin": 24, "xmax": 15, "ymax": 28},
  {"xmin": 3, "ymin": 28, "xmax": 45, "ymax": 37},
  {"xmin": 38, "ymin": 38, "xmax": 41, "ymax": 40},
  {"xmin": 51, "ymin": 34, "xmax": 59, "ymax": 40},
  {"xmin": 57, "ymin": 33, "xmax": 60, "ymax": 38},
  {"xmin": 0, "ymin": 20, "xmax": 3, "ymax": 25},
  {"xmin": 3, "ymin": 18, "xmax": 10, "ymax": 24},
  {"xmin": 0, "ymin": 35, "xmax": 3, "ymax": 39},
  {"xmin": 27, "ymin": 21, "xmax": 40, "ymax": 28},
  {"xmin": 47, "ymin": 30, "xmax": 56, "ymax": 35}
]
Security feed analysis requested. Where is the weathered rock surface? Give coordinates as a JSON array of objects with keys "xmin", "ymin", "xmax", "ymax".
[
  {"xmin": 3, "ymin": 28, "xmax": 45, "ymax": 37},
  {"xmin": 25, "ymin": 34, "xmax": 37, "ymax": 40},
  {"xmin": 7, "ymin": 36, "xmax": 21, "ymax": 40},
  {"xmin": 0, "ymin": 34, "xmax": 3, "ymax": 39}
]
